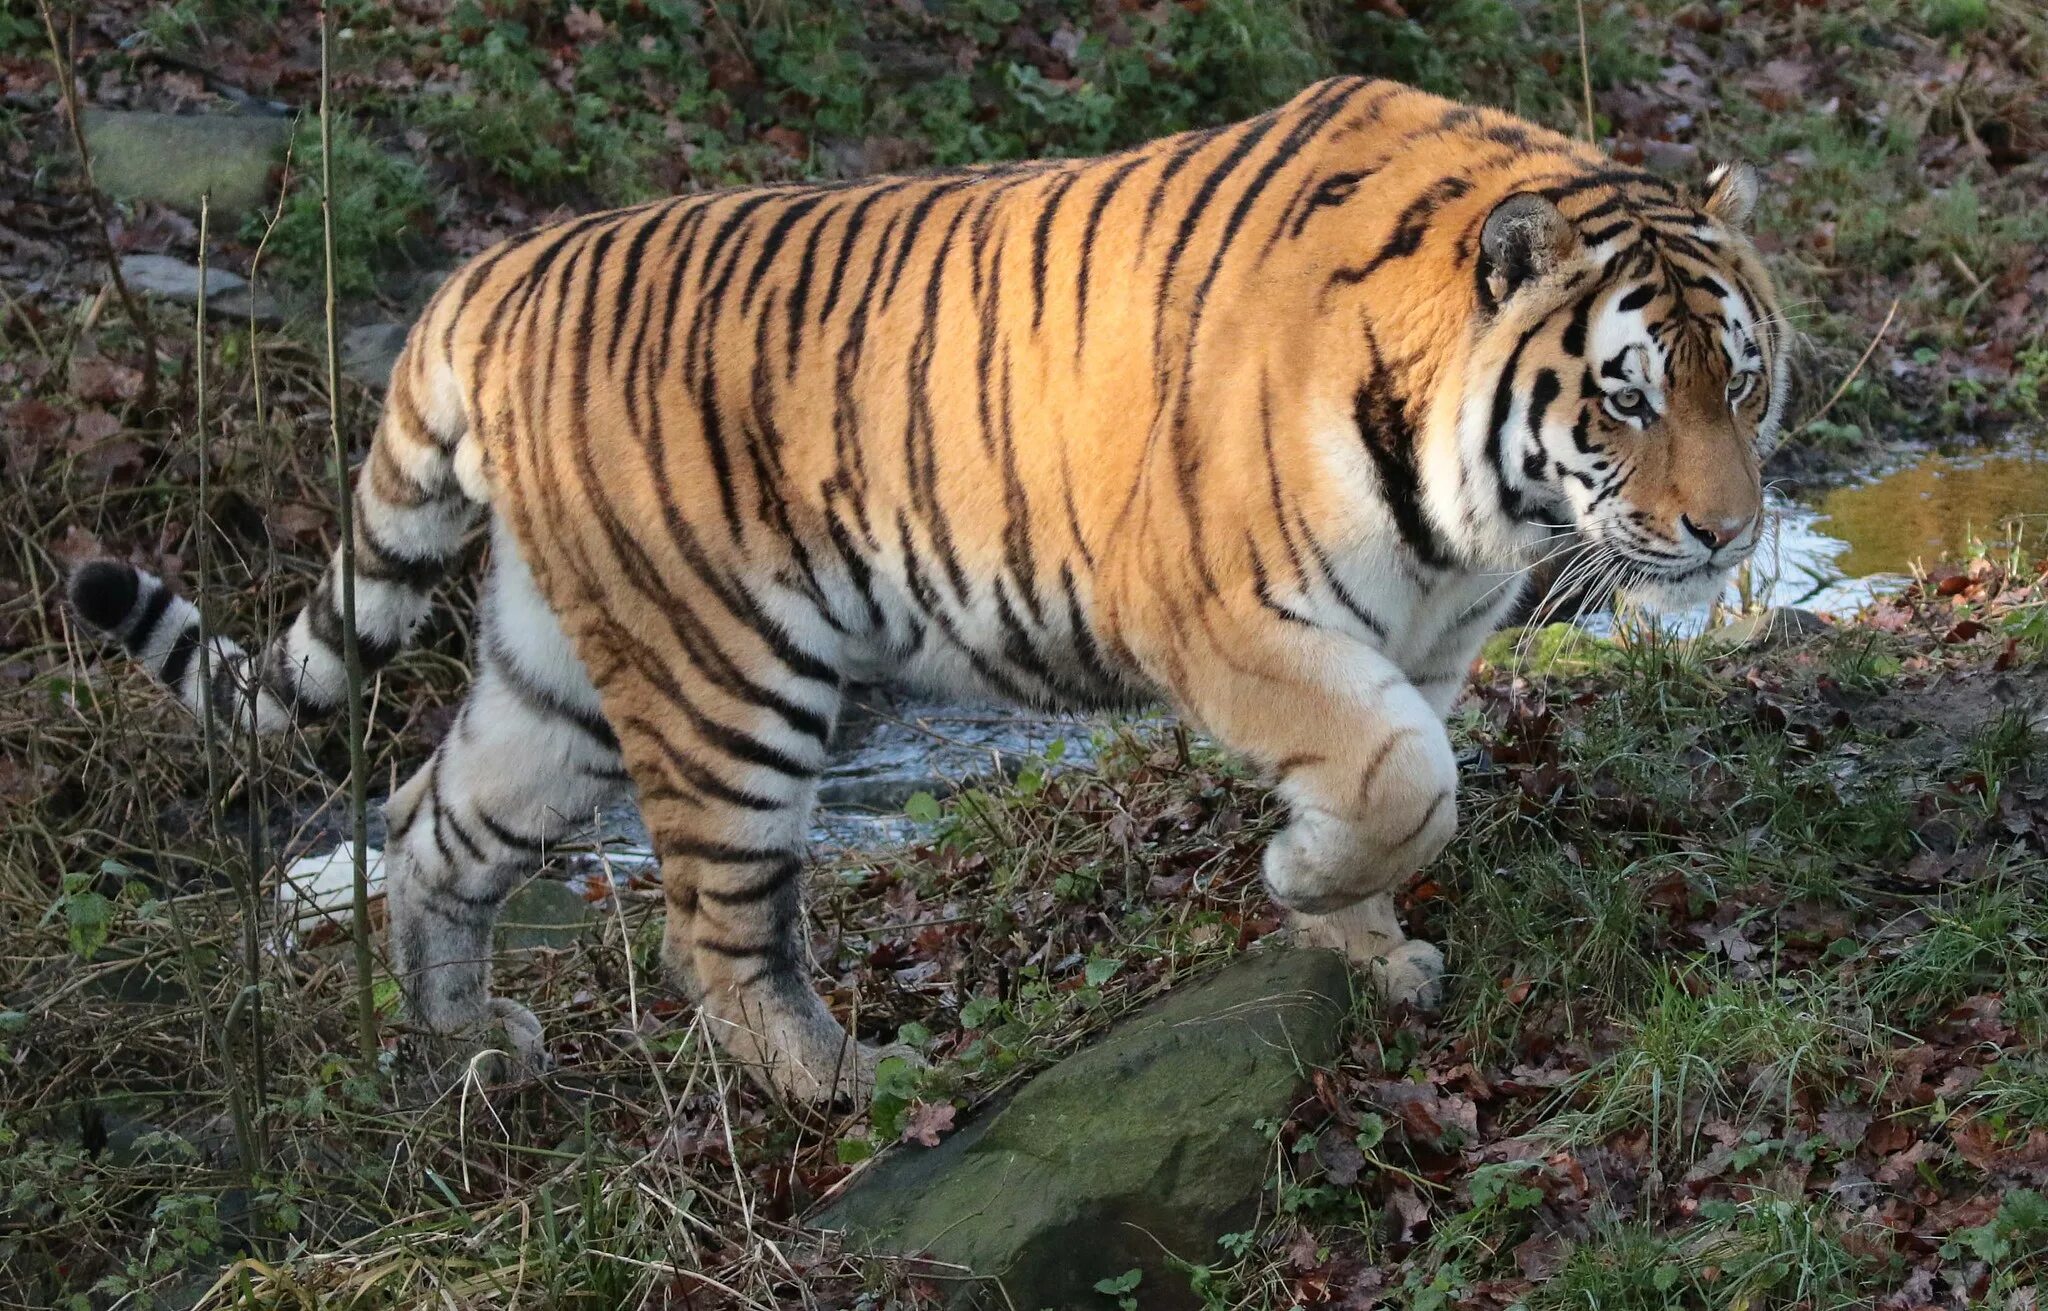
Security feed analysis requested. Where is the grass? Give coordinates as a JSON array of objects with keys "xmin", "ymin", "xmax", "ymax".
[
  {"xmin": 4, "ymin": 0, "xmax": 2048, "ymax": 1303},
  {"xmin": 257, "ymin": 117, "xmax": 438, "ymax": 299},
  {"xmin": 11, "ymin": 547, "xmax": 2048, "ymax": 1306}
]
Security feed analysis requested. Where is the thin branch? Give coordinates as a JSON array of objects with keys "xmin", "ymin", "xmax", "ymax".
[
  {"xmin": 1573, "ymin": 0, "xmax": 1597, "ymax": 143},
  {"xmin": 1800, "ymin": 295, "xmax": 1900, "ymax": 432},
  {"xmin": 319, "ymin": 5, "xmax": 380, "ymax": 1070},
  {"xmin": 36, "ymin": 0, "xmax": 160, "ymax": 414}
]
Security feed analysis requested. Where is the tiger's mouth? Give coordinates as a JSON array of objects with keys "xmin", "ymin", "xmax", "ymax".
[{"xmin": 1617, "ymin": 557, "xmax": 1741, "ymax": 612}]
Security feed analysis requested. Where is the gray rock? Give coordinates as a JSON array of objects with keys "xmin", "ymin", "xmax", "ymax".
[
  {"xmin": 342, "ymin": 322, "xmax": 411, "ymax": 393},
  {"xmin": 816, "ymin": 949, "xmax": 1353, "ymax": 1309},
  {"xmin": 209, "ymin": 284, "xmax": 287, "ymax": 326},
  {"xmin": 120, "ymin": 253, "xmax": 246, "ymax": 301},
  {"xmin": 1702, "ymin": 606, "xmax": 1830, "ymax": 650},
  {"xmin": 84, "ymin": 110, "xmax": 291, "ymax": 217},
  {"xmin": 496, "ymin": 877, "xmax": 596, "ymax": 952},
  {"xmin": 119, "ymin": 253, "xmax": 284, "ymax": 325}
]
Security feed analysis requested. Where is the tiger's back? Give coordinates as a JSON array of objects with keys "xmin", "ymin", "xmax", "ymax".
[{"xmin": 70, "ymin": 77, "xmax": 1785, "ymax": 1099}]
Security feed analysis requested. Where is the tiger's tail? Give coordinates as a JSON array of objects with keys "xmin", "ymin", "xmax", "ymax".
[{"xmin": 67, "ymin": 327, "xmax": 482, "ymax": 738}]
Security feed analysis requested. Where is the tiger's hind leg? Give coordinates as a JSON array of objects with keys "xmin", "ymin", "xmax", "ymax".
[
  {"xmin": 590, "ymin": 605, "xmax": 902, "ymax": 1102},
  {"xmin": 383, "ymin": 525, "xmax": 628, "ymax": 1086}
]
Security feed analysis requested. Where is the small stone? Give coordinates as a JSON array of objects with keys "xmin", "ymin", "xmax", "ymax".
[
  {"xmin": 84, "ymin": 110, "xmax": 292, "ymax": 217},
  {"xmin": 1702, "ymin": 606, "xmax": 1830, "ymax": 650},
  {"xmin": 342, "ymin": 322, "xmax": 411, "ymax": 394},
  {"xmin": 496, "ymin": 877, "xmax": 596, "ymax": 952},
  {"xmin": 120, "ymin": 253, "xmax": 245, "ymax": 302},
  {"xmin": 209, "ymin": 284, "xmax": 287, "ymax": 326},
  {"xmin": 815, "ymin": 949, "xmax": 1352, "ymax": 1309}
]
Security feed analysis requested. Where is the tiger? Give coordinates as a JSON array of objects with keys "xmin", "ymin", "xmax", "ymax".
[{"xmin": 68, "ymin": 76, "xmax": 1785, "ymax": 1101}]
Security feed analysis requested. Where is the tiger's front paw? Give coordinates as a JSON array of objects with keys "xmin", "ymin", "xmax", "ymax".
[
  {"xmin": 1372, "ymin": 940, "xmax": 1445, "ymax": 1011},
  {"xmin": 1285, "ymin": 895, "xmax": 1445, "ymax": 1011}
]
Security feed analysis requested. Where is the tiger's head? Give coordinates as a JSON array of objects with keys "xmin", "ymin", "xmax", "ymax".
[{"xmin": 1461, "ymin": 163, "xmax": 1786, "ymax": 611}]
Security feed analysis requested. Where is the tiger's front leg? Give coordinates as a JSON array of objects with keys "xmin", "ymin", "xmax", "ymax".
[{"xmin": 1174, "ymin": 623, "xmax": 1459, "ymax": 1008}]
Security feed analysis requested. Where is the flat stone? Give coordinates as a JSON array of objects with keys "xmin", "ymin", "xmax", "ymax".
[
  {"xmin": 209, "ymin": 284, "xmax": 287, "ymax": 326},
  {"xmin": 120, "ymin": 253, "xmax": 245, "ymax": 301},
  {"xmin": 816, "ymin": 949, "xmax": 1352, "ymax": 1309},
  {"xmin": 496, "ymin": 877, "xmax": 597, "ymax": 952},
  {"xmin": 342, "ymin": 322, "xmax": 411, "ymax": 393},
  {"xmin": 1702, "ymin": 607, "xmax": 1831, "ymax": 650},
  {"xmin": 119, "ymin": 254, "xmax": 284, "ymax": 325},
  {"xmin": 84, "ymin": 110, "xmax": 291, "ymax": 217}
]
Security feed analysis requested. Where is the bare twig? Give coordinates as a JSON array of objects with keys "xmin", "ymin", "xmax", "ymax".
[
  {"xmin": 1573, "ymin": 0, "xmax": 1597, "ymax": 142},
  {"xmin": 1800, "ymin": 295, "xmax": 1901, "ymax": 432},
  {"xmin": 36, "ymin": 0, "xmax": 160, "ymax": 414},
  {"xmin": 319, "ymin": 5, "xmax": 380, "ymax": 1069}
]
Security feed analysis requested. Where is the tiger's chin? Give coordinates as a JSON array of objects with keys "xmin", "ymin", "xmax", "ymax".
[{"xmin": 1616, "ymin": 563, "xmax": 1738, "ymax": 614}]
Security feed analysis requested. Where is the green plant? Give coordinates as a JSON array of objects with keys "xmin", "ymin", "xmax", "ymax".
[
  {"xmin": 254, "ymin": 117, "xmax": 434, "ymax": 297},
  {"xmin": 1094, "ymin": 1266, "xmax": 1143, "ymax": 1310}
]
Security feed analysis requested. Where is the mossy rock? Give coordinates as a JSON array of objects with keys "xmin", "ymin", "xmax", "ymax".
[
  {"xmin": 83, "ymin": 110, "xmax": 291, "ymax": 217},
  {"xmin": 1699, "ymin": 607, "xmax": 1830, "ymax": 651},
  {"xmin": 495, "ymin": 878, "xmax": 596, "ymax": 952},
  {"xmin": 1481, "ymin": 622, "xmax": 1621, "ymax": 676},
  {"xmin": 816, "ymin": 948, "xmax": 1352, "ymax": 1309}
]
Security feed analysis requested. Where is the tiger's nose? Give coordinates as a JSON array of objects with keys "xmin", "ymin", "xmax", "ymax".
[{"xmin": 1681, "ymin": 514, "xmax": 1752, "ymax": 552}]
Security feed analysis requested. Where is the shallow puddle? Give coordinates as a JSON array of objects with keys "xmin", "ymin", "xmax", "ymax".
[{"xmin": 1740, "ymin": 445, "xmax": 2048, "ymax": 618}]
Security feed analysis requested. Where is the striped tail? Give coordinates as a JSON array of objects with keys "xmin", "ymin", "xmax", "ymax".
[{"xmin": 67, "ymin": 335, "xmax": 481, "ymax": 737}]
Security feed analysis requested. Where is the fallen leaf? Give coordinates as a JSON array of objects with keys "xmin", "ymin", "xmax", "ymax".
[
  {"xmin": 71, "ymin": 409, "xmax": 121, "ymax": 443},
  {"xmin": 900, "ymin": 1099, "xmax": 955, "ymax": 1148},
  {"xmin": 1316, "ymin": 1131, "xmax": 1366, "ymax": 1187},
  {"xmin": 1387, "ymin": 1186, "xmax": 1430, "ymax": 1244},
  {"xmin": 71, "ymin": 355, "xmax": 143, "ymax": 404}
]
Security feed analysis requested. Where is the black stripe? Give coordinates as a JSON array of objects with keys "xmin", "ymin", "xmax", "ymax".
[
  {"xmin": 692, "ymin": 935, "xmax": 788, "ymax": 961},
  {"xmin": 817, "ymin": 182, "xmax": 905, "ymax": 326},
  {"xmin": 355, "ymin": 518, "xmax": 446, "ymax": 589},
  {"xmin": 476, "ymin": 808, "xmax": 551, "ymax": 854},
  {"xmin": 1526, "ymin": 368, "xmax": 1561, "ymax": 444},
  {"xmin": 1327, "ymin": 176, "xmax": 1473, "ymax": 288},
  {"xmin": 741, "ymin": 195, "xmax": 824, "ymax": 313},
  {"xmin": 1074, "ymin": 156, "xmax": 1146, "ymax": 357},
  {"xmin": 1561, "ymin": 288, "xmax": 1599, "ymax": 357},
  {"xmin": 487, "ymin": 636, "xmax": 620, "ymax": 752},
  {"xmin": 698, "ymin": 856, "xmax": 803, "ymax": 906},
  {"xmin": 158, "ymin": 622, "xmax": 200, "ymax": 689},
  {"xmin": 1030, "ymin": 170, "xmax": 1080, "ymax": 333},
  {"xmin": 1354, "ymin": 346, "xmax": 1454, "ymax": 568},
  {"xmin": 882, "ymin": 177, "xmax": 974, "ymax": 308},
  {"xmin": 126, "ymin": 585, "xmax": 176, "ymax": 656},
  {"xmin": 1487, "ymin": 320, "xmax": 1549, "ymax": 520},
  {"xmin": 631, "ymin": 720, "xmax": 787, "ymax": 812}
]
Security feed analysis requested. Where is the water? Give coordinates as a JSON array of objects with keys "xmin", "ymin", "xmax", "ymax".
[{"xmin": 1728, "ymin": 444, "xmax": 2048, "ymax": 620}]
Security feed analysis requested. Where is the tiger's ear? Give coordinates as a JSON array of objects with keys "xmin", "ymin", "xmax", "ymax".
[
  {"xmin": 1702, "ymin": 161, "xmax": 1759, "ymax": 229},
  {"xmin": 1478, "ymin": 193, "xmax": 1575, "ymax": 310}
]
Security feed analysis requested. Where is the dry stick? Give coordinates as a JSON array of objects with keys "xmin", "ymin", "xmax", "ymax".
[
  {"xmin": 319, "ymin": 8, "xmax": 380, "ymax": 1070},
  {"xmin": 1573, "ymin": 0, "xmax": 1597, "ymax": 142},
  {"xmin": 1801, "ymin": 295, "xmax": 1901, "ymax": 433},
  {"xmin": 194, "ymin": 198, "xmax": 266, "ymax": 1176},
  {"xmin": 36, "ymin": 0, "xmax": 159, "ymax": 415},
  {"xmin": 240, "ymin": 133, "xmax": 297, "ymax": 1126}
]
